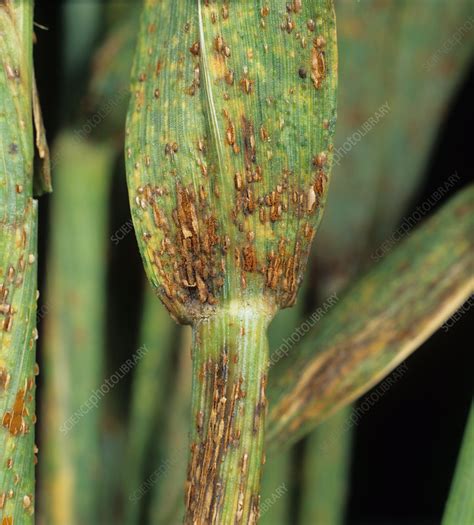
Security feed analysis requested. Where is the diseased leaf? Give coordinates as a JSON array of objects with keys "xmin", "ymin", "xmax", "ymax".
[
  {"xmin": 0, "ymin": 2, "xmax": 39, "ymax": 523},
  {"xmin": 267, "ymin": 185, "xmax": 474, "ymax": 451},
  {"xmin": 125, "ymin": 1, "xmax": 338, "ymax": 522},
  {"xmin": 125, "ymin": 0, "xmax": 337, "ymax": 322}
]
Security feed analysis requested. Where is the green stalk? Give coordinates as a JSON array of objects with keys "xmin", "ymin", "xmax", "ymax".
[
  {"xmin": 39, "ymin": 5, "xmax": 137, "ymax": 522},
  {"xmin": 299, "ymin": 407, "xmax": 352, "ymax": 525},
  {"xmin": 186, "ymin": 302, "xmax": 273, "ymax": 523},
  {"xmin": 125, "ymin": 286, "xmax": 176, "ymax": 525},
  {"xmin": 126, "ymin": 1, "xmax": 338, "ymax": 520},
  {"xmin": 0, "ymin": 2, "xmax": 43, "ymax": 523},
  {"xmin": 39, "ymin": 134, "xmax": 114, "ymax": 525},
  {"xmin": 259, "ymin": 450, "xmax": 292, "ymax": 525},
  {"xmin": 259, "ymin": 302, "xmax": 303, "ymax": 525},
  {"xmin": 442, "ymin": 403, "xmax": 474, "ymax": 525},
  {"xmin": 149, "ymin": 326, "xmax": 191, "ymax": 525}
]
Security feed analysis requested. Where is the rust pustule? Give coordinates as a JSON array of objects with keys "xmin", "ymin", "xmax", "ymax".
[
  {"xmin": 242, "ymin": 245, "xmax": 258, "ymax": 272},
  {"xmin": 189, "ymin": 41, "xmax": 200, "ymax": 56},
  {"xmin": 314, "ymin": 169, "xmax": 328, "ymax": 197},
  {"xmin": 298, "ymin": 67, "xmax": 307, "ymax": 79},
  {"xmin": 165, "ymin": 142, "xmax": 179, "ymax": 157},
  {"xmin": 313, "ymin": 152, "xmax": 327, "ymax": 168},
  {"xmin": 242, "ymin": 116, "xmax": 257, "ymax": 166},
  {"xmin": 224, "ymin": 68, "xmax": 234, "ymax": 85},
  {"xmin": 240, "ymin": 75, "xmax": 254, "ymax": 95},
  {"xmin": 311, "ymin": 36, "xmax": 326, "ymax": 89},
  {"xmin": 2, "ymin": 385, "xmax": 29, "ymax": 436}
]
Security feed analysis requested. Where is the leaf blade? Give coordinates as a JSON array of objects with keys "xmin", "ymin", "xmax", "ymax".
[{"xmin": 267, "ymin": 185, "xmax": 474, "ymax": 450}]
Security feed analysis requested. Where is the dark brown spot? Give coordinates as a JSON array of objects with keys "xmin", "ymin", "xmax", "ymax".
[
  {"xmin": 298, "ymin": 67, "xmax": 307, "ymax": 79},
  {"xmin": 8, "ymin": 143, "xmax": 18, "ymax": 154},
  {"xmin": 189, "ymin": 41, "xmax": 200, "ymax": 56}
]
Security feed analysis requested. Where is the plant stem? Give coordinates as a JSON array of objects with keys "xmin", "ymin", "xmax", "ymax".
[
  {"xmin": 259, "ymin": 450, "xmax": 291, "ymax": 525},
  {"xmin": 185, "ymin": 301, "xmax": 274, "ymax": 524},
  {"xmin": 149, "ymin": 326, "xmax": 190, "ymax": 525},
  {"xmin": 39, "ymin": 134, "xmax": 114, "ymax": 525},
  {"xmin": 300, "ymin": 407, "xmax": 352, "ymax": 525},
  {"xmin": 125, "ymin": 285, "xmax": 176, "ymax": 525}
]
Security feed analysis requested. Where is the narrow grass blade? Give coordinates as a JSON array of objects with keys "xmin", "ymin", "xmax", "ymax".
[
  {"xmin": 267, "ymin": 185, "xmax": 474, "ymax": 451},
  {"xmin": 372, "ymin": 0, "xmax": 473, "ymax": 242},
  {"xmin": 442, "ymin": 404, "xmax": 474, "ymax": 525},
  {"xmin": 39, "ymin": 134, "xmax": 115, "ymax": 525},
  {"xmin": 259, "ymin": 449, "xmax": 292, "ymax": 525},
  {"xmin": 39, "ymin": 5, "xmax": 137, "ymax": 522},
  {"xmin": 125, "ymin": 286, "xmax": 177, "ymax": 525},
  {"xmin": 148, "ymin": 327, "xmax": 191, "ymax": 525},
  {"xmin": 299, "ymin": 407, "xmax": 352, "ymax": 525},
  {"xmin": 0, "ymin": 2, "xmax": 43, "ymax": 522}
]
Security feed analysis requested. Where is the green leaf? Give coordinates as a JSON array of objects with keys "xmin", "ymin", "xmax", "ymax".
[
  {"xmin": 442, "ymin": 403, "xmax": 474, "ymax": 525},
  {"xmin": 124, "ymin": 286, "xmax": 177, "ymax": 525},
  {"xmin": 299, "ymin": 407, "xmax": 352, "ymax": 525},
  {"xmin": 39, "ymin": 133, "xmax": 115, "ymax": 525}
]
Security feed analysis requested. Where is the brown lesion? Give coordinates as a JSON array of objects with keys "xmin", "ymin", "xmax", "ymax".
[
  {"xmin": 189, "ymin": 41, "xmax": 200, "ymax": 56},
  {"xmin": 253, "ymin": 374, "xmax": 267, "ymax": 434},
  {"xmin": 239, "ymin": 75, "xmax": 254, "ymax": 95},
  {"xmin": 2, "ymin": 380, "xmax": 32, "ymax": 436},
  {"xmin": 311, "ymin": 36, "xmax": 326, "ymax": 89},
  {"xmin": 224, "ymin": 68, "xmax": 234, "ymax": 85},
  {"xmin": 242, "ymin": 116, "xmax": 257, "ymax": 166},
  {"xmin": 314, "ymin": 168, "xmax": 328, "ymax": 198},
  {"xmin": 224, "ymin": 110, "xmax": 238, "ymax": 153},
  {"xmin": 0, "ymin": 367, "xmax": 11, "ymax": 391},
  {"xmin": 265, "ymin": 239, "xmax": 302, "ymax": 306},
  {"xmin": 186, "ymin": 64, "xmax": 201, "ymax": 96},
  {"xmin": 185, "ymin": 351, "xmax": 247, "ymax": 523},
  {"xmin": 242, "ymin": 245, "xmax": 257, "ymax": 272},
  {"xmin": 143, "ymin": 182, "xmax": 225, "ymax": 315},
  {"xmin": 249, "ymin": 495, "xmax": 260, "ymax": 525},
  {"xmin": 281, "ymin": 14, "xmax": 296, "ymax": 34},
  {"xmin": 214, "ymin": 35, "xmax": 231, "ymax": 58}
]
